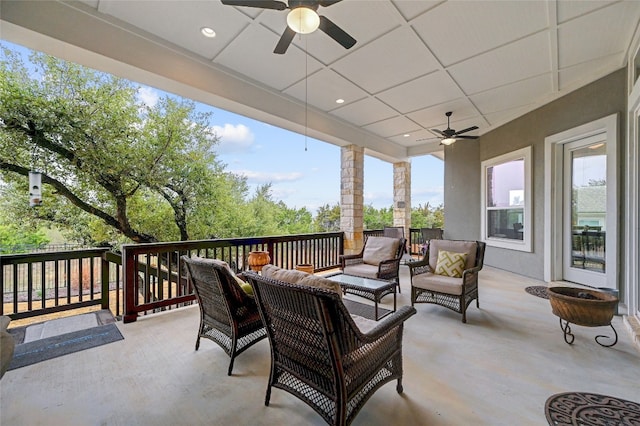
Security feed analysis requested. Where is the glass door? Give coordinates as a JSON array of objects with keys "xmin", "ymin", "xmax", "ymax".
[{"xmin": 563, "ymin": 135, "xmax": 608, "ymax": 287}]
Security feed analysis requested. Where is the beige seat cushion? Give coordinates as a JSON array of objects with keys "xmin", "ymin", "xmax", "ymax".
[
  {"xmin": 261, "ymin": 264, "xmax": 308, "ymax": 283},
  {"xmin": 412, "ymin": 272, "xmax": 463, "ymax": 296},
  {"xmin": 342, "ymin": 264, "xmax": 379, "ymax": 279},
  {"xmin": 428, "ymin": 240, "xmax": 477, "ymax": 272},
  {"xmin": 261, "ymin": 264, "xmax": 342, "ymax": 296},
  {"xmin": 362, "ymin": 236, "xmax": 401, "ymax": 266}
]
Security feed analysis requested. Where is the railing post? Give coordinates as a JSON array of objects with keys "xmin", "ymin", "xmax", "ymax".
[
  {"xmin": 122, "ymin": 245, "xmax": 138, "ymax": 323},
  {"xmin": 101, "ymin": 251, "xmax": 110, "ymax": 311}
]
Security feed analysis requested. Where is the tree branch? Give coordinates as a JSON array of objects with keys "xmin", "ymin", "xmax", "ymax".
[{"xmin": 0, "ymin": 161, "xmax": 156, "ymax": 243}]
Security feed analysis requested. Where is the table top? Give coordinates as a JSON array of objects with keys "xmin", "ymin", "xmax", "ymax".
[{"xmin": 324, "ymin": 273, "xmax": 395, "ymax": 292}]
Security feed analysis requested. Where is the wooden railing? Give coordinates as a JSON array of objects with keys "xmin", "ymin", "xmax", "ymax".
[
  {"xmin": 1, "ymin": 248, "xmax": 118, "ymax": 320},
  {"xmin": 0, "ymin": 231, "xmax": 366, "ymax": 322},
  {"xmin": 120, "ymin": 232, "xmax": 344, "ymax": 322}
]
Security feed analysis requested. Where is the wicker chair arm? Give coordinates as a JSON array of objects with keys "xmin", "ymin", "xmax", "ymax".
[
  {"xmin": 356, "ymin": 306, "xmax": 416, "ymax": 342},
  {"xmin": 407, "ymin": 257, "xmax": 431, "ymax": 277},
  {"xmin": 377, "ymin": 258, "xmax": 401, "ymax": 279},
  {"xmin": 340, "ymin": 254, "xmax": 365, "ymax": 268}
]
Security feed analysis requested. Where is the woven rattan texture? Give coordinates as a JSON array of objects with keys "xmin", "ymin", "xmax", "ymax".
[
  {"xmin": 182, "ymin": 256, "xmax": 267, "ymax": 375},
  {"xmin": 247, "ymin": 272, "xmax": 416, "ymax": 426},
  {"xmin": 408, "ymin": 241, "xmax": 485, "ymax": 323}
]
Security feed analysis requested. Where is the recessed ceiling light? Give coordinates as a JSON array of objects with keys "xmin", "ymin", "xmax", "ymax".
[
  {"xmin": 201, "ymin": 27, "xmax": 216, "ymax": 38},
  {"xmin": 403, "ymin": 134, "xmax": 410, "ymax": 137},
  {"xmin": 335, "ymin": 98, "xmax": 345, "ymax": 104}
]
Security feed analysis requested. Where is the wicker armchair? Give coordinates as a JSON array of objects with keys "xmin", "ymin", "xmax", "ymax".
[
  {"xmin": 245, "ymin": 271, "xmax": 416, "ymax": 426},
  {"xmin": 408, "ymin": 240, "xmax": 485, "ymax": 323},
  {"xmin": 339, "ymin": 236, "xmax": 405, "ymax": 293},
  {"xmin": 181, "ymin": 256, "xmax": 267, "ymax": 375}
]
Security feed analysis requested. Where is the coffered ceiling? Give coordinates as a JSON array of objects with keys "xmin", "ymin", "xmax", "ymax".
[{"xmin": 1, "ymin": 0, "xmax": 639, "ymax": 162}]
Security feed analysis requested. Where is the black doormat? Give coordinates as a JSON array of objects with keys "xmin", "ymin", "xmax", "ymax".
[
  {"xmin": 8, "ymin": 323, "xmax": 123, "ymax": 370},
  {"xmin": 545, "ymin": 391, "xmax": 640, "ymax": 425},
  {"xmin": 525, "ymin": 286, "xmax": 549, "ymax": 299},
  {"xmin": 343, "ymin": 298, "xmax": 391, "ymax": 320}
]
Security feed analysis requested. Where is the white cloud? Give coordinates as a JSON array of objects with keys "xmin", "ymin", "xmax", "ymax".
[
  {"xmin": 232, "ymin": 170, "xmax": 303, "ymax": 183},
  {"xmin": 137, "ymin": 86, "xmax": 159, "ymax": 107},
  {"xmin": 212, "ymin": 124, "xmax": 255, "ymax": 154}
]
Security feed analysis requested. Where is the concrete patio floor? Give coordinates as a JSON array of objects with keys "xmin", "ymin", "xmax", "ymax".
[{"xmin": 1, "ymin": 265, "xmax": 638, "ymax": 425}]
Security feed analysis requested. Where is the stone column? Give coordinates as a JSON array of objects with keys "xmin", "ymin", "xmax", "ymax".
[
  {"xmin": 340, "ymin": 145, "xmax": 364, "ymax": 254},
  {"xmin": 393, "ymin": 161, "xmax": 411, "ymax": 237}
]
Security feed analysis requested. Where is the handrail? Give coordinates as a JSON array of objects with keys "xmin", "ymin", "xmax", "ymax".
[
  {"xmin": 121, "ymin": 232, "xmax": 344, "ymax": 322},
  {"xmin": 2, "ymin": 232, "xmax": 346, "ymax": 323}
]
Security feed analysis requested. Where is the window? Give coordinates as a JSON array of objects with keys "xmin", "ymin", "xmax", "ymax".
[{"xmin": 481, "ymin": 146, "xmax": 532, "ymax": 252}]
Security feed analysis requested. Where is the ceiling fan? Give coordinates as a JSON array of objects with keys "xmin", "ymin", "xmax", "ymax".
[
  {"xmin": 221, "ymin": 0, "xmax": 356, "ymax": 54},
  {"xmin": 424, "ymin": 111, "xmax": 479, "ymax": 145}
]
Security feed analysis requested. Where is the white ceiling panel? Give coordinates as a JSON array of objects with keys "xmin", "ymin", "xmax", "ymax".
[
  {"xmin": 364, "ymin": 115, "xmax": 421, "ymax": 138},
  {"xmin": 215, "ymin": 24, "xmax": 323, "ymax": 91},
  {"xmin": 557, "ymin": 1, "xmax": 640, "ymax": 69},
  {"xmin": 556, "ymin": 0, "xmax": 620, "ymax": 24},
  {"xmin": 283, "ymin": 69, "xmax": 368, "ymax": 111},
  {"xmin": 96, "ymin": 1, "xmax": 242, "ymax": 60},
  {"xmin": 330, "ymin": 97, "xmax": 398, "ymax": 127},
  {"xmin": 376, "ymin": 71, "xmax": 465, "ymax": 114},
  {"xmin": 448, "ymin": 31, "xmax": 552, "ymax": 95},
  {"xmin": 3, "ymin": 0, "xmax": 637, "ymax": 162},
  {"xmin": 411, "ymin": 0, "xmax": 549, "ymax": 66},
  {"xmin": 471, "ymin": 73, "xmax": 554, "ymax": 115},
  {"xmin": 392, "ymin": 0, "xmax": 444, "ymax": 21},
  {"xmin": 332, "ymin": 26, "xmax": 440, "ymax": 94},
  {"xmin": 558, "ymin": 54, "xmax": 623, "ymax": 91}
]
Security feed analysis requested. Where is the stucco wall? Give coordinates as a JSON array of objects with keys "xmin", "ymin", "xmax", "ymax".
[{"xmin": 445, "ymin": 68, "xmax": 627, "ymax": 280}]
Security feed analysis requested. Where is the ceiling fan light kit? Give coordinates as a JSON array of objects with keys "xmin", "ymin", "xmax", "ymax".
[
  {"xmin": 221, "ymin": 0, "xmax": 356, "ymax": 54},
  {"xmin": 287, "ymin": 7, "xmax": 320, "ymax": 34},
  {"xmin": 428, "ymin": 111, "xmax": 479, "ymax": 146}
]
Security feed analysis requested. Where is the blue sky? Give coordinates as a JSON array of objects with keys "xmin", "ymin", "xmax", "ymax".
[{"xmin": 5, "ymin": 41, "xmax": 444, "ymax": 213}]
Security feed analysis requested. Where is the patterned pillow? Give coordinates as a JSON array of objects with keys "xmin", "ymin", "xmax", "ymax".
[{"xmin": 434, "ymin": 250, "xmax": 468, "ymax": 278}]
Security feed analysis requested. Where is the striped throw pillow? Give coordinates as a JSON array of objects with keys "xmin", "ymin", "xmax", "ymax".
[{"xmin": 434, "ymin": 250, "xmax": 468, "ymax": 278}]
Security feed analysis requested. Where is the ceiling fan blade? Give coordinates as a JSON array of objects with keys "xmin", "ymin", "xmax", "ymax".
[
  {"xmin": 318, "ymin": 15, "xmax": 356, "ymax": 49},
  {"xmin": 220, "ymin": 0, "xmax": 287, "ymax": 10},
  {"xmin": 318, "ymin": 0, "xmax": 342, "ymax": 6},
  {"xmin": 456, "ymin": 135, "xmax": 479, "ymax": 139},
  {"xmin": 454, "ymin": 125, "xmax": 479, "ymax": 135},
  {"xmin": 429, "ymin": 128, "xmax": 446, "ymax": 137},
  {"xmin": 274, "ymin": 26, "xmax": 296, "ymax": 54}
]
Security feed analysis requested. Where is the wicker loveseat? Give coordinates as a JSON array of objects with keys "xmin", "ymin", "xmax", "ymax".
[
  {"xmin": 408, "ymin": 239, "xmax": 486, "ymax": 323},
  {"xmin": 339, "ymin": 236, "xmax": 405, "ymax": 292},
  {"xmin": 181, "ymin": 256, "xmax": 267, "ymax": 375},
  {"xmin": 245, "ymin": 266, "xmax": 416, "ymax": 426}
]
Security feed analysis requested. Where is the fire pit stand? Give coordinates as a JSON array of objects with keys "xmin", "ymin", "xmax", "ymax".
[{"xmin": 547, "ymin": 287, "xmax": 619, "ymax": 348}]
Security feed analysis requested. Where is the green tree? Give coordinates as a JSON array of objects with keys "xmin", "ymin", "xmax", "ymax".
[
  {"xmin": 363, "ymin": 204, "xmax": 393, "ymax": 229},
  {"xmin": 0, "ymin": 46, "xmax": 247, "ymax": 244},
  {"xmin": 314, "ymin": 203, "xmax": 340, "ymax": 232}
]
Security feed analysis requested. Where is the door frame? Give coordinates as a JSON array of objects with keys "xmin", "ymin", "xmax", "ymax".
[{"xmin": 544, "ymin": 113, "xmax": 618, "ymax": 289}]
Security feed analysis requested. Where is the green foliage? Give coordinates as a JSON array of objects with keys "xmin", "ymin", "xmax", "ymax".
[
  {"xmin": 411, "ymin": 203, "xmax": 444, "ymax": 229},
  {"xmin": 0, "ymin": 216, "xmax": 50, "ymax": 253},
  {"xmin": 314, "ymin": 203, "xmax": 340, "ymax": 232},
  {"xmin": 0, "ymin": 45, "xmax": 249, "ymax": 244}
]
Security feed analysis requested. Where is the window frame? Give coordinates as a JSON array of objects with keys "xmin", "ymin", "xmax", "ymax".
[{"xmin": 481, "ymin": 146, "xmax": 532, "ymax": 252}]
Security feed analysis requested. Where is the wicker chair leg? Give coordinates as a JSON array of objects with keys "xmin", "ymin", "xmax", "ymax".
[
  {"xmin": 227, "ymin": 358, "xmax": 235, "ymax": 376},
  {"xmin": 396, "ymin": 378, "xmax": 403, "ymax": 394},
  {"xmin": 264, "ymin": 385, "xmax": 272, "ymax": 406}
]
